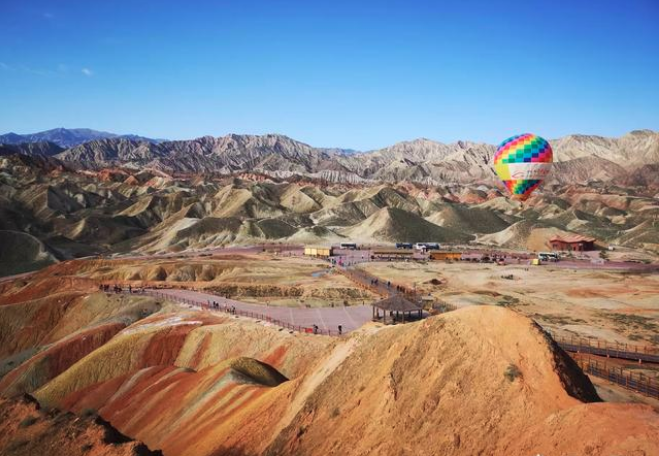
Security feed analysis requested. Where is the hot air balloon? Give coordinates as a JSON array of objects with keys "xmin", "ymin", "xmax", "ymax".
[{"xmin": 493, "ymin": 133, "xmax": 553, "ymax": 201}]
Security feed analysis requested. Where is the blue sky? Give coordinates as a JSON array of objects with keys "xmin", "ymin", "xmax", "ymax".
[{"xmin": 1, "ymin": 0, "xmax": 657, "ymax": 150}]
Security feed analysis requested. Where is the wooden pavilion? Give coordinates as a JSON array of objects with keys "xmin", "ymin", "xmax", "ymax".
[{"xmin": 372, "ymin": 294, "xmax": 423, "ymax": 324}]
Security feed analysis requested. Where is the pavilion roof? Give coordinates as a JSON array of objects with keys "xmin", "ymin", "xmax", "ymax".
[{"xmin": 373, "ymin": 294, "xmax": 422, "ymax": 312}]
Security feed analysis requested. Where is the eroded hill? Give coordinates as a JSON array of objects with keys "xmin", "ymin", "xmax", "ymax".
[
  {"xmin": 0, "ymin": 271, "xmax": 657, "ymax": 455},
  {"xmin": 0, "ymin": 395, "xmax": 161, "ymax": 456},
  {"xmin": 1, "ymin": 152, "xmax": 658, "ymax": 264}
]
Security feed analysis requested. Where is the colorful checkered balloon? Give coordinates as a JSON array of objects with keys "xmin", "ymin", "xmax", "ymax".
[{"xmin": 493, "ymin": 133, "xmax": 553, "ymax": 201}]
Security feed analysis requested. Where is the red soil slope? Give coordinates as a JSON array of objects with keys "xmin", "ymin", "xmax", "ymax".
[
  {"xmin": 1, "ymin": 268, "xmax": 658, "ymax": 456},
  {"xmin": 0, "ymin": 396, "xmax": 160, "ymax": 456}
]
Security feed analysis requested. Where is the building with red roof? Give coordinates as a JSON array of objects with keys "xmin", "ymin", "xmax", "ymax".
[{"xmin": 549, "ymin": 235, "xmax": 596, "ymax": 252}]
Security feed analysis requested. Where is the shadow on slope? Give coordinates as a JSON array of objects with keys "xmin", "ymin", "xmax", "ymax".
[{"xmin": 0, "ymin": 230, "xmax": 57, "ymax": 277}]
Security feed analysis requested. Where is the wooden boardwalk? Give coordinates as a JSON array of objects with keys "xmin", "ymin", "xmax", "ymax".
[{"xmin": 145, "ymin": 288, "xmax": 373, "ymax": 336}]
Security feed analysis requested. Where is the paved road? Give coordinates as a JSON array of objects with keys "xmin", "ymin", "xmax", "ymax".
[{"xmin": 147, "ymin": 288, "xmax": 374, "ymax": 335}]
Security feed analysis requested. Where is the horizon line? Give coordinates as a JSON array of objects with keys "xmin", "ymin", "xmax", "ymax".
[{"xmin": 2, "ymin": 127, "xmax": 657, "ymax": 151}]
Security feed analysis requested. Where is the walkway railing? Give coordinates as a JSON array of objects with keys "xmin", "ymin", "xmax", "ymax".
[
  {"xmin": 336, "ymin": 266, "xmax": 424, "ymax": 304},
  {"xmin": 549, "ymin": 331, "xmax": 659, "ymax": 364},
  {"xmin": 110, "ymin": 280, "xmax": 659, "ymax": 368},
  {"xmin": 123, "ymin": 289, "xmax": 338, "ymax": 336},
  {"xmin": 575, "ymin": 356, "xmax": 659, "ymax": 399}
]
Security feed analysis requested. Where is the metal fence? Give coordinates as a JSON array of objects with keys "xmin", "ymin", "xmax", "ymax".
[
  {"xmin": 575, "ymin": 356, "xmax": 659, "ymax": 399},
  {"xmin": 548, "ymin": 331, "xmax": 659, "ymax": 364}
]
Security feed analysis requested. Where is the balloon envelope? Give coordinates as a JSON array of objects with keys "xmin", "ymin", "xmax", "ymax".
[{"xmin": 493, "ymin": 133, "xmax": 553, "ymax": 201}]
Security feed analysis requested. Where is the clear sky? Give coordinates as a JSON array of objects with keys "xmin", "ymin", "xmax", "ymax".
[{"xmin": 1, "ymin": 0, "xmax": 657, "ymax": 150}]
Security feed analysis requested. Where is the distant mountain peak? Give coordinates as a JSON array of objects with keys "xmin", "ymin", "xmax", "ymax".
[
  {"xmin": 627, "ymin": 129, "xmax": 656, "ymax": 136},
  {"xmin": 0, "ymin": 128, "xmax": 163, "ymax": 148}
]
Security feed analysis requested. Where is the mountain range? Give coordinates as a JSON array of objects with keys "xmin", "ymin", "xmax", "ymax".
[
  {"xmin": 1, "ymin": 128, "xmax": 658, "ymax": 187},
  {"xmin": 1, "ymin": 127, "xmax": 658, "ymax": 270},
  {"xmin": 0, "ymin": 127, "xmax": 163, "ymax": 148}
]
